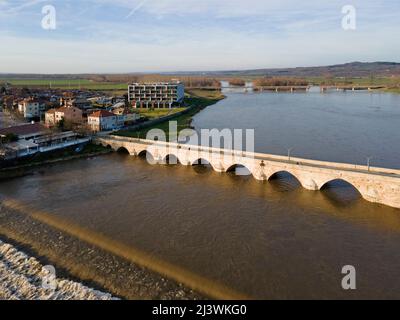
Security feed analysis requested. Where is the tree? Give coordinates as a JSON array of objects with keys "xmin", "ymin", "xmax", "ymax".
[{"xmin": 57, "ymin": 117, "xmax": 65, "ymax": 130}]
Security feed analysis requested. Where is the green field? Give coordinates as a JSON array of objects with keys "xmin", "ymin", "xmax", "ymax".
[
  {"xmin": 0, "ymin": 79, "xmax": 127, "ymax": 90},
  {"xmin": 305, "ymin": 76, "xmax": 399, "ymax": 86},
  {"xmin": 135, "ymin": 108, "xmax": 186, "ymax": 120}
]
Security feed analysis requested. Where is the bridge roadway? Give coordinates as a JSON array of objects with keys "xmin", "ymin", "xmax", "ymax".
[{"xmin": 96, "ymin": 136, "xmax": 400, "ymax": 209}]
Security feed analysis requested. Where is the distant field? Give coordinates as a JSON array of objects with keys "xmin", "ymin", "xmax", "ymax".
[
  {"xmin": 135, "ymin": 108, "xmax": 186, "ymax": 120},
  {"xmin": 0, "ymin": 79, "xmax": 128, "ymax": 90},
  {"xmin": 2, "ymin": 77, "xmax": 399, "ymax": 92},
  {"xmin": 306, "ymin": 77, "xmax": 399, "ymax": 86}
]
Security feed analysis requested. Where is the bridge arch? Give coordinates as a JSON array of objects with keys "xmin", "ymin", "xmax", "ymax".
[
  {"xmin": 267, "ymin": 170, "xmax": 302, "ymax": 185},
  {"xmin": 320, "ymin": 178, "xmax": 360, "ymax": 192},
  {"xmin": 319, "ymin": 178, "xmax": 363, "ymax": 204},
  {"xmin": 191, "ymin": 158, "xmax": 218, "ymax": 171},
  {"xmin": 319, "ymin": 178, "xmax": 363, "ymax": 197},
  {"xmin": 226, "ymin": 164, "xmax": 253, "ymax": 176},
  {"xmin": 268, "ymin": 170, "xmax": 321, "ymax": 190},
  {"xmin": 116, "ymin": 147, "xmax": 130, "ymax": 155},
  {"xmin": 138, "ymin": 150, "xmax": 156, "ymax": 164},
  {"xmin": 192, "ymin": 158, "xmax": 211, "ymax": 166},
  {"xmin": 163, "ymin": 154, "xmax": 182, "ymax": 165}
]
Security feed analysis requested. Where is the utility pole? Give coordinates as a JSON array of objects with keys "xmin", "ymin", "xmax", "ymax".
[{"xmin": 367, "ymin": 156, "xmax": 373, "ymax": 171}]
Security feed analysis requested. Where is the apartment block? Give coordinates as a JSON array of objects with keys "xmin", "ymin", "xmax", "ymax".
[{"xmin": 128, "ymin": 82, "xmax": 185, "ymax": 109}]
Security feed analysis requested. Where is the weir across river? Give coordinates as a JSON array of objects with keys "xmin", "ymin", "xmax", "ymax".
[{"xmin": 96, "ymin": 135, "xmax": 400, "ymax": 209}]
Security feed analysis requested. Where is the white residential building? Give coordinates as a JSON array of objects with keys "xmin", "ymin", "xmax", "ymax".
[
  {"xmin": 18, "ymin": 98, "xmax": 40, "ymax": 119},
  {"xmin": 88, "ymin": 110, "xmax": 118, "ymax": 132}
]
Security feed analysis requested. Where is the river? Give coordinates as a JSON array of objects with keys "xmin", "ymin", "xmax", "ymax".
[{"xmin": 1, "ymin": 90, "xmax": 400, "ymax": 299}]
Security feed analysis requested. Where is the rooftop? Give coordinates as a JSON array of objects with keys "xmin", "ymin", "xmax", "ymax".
[
  {"xmin": 0, "ymin": 123, "xmax": 47, "ymax": 137},
  {"xmin": 129, "ymin": 82, "xmax": 182, "ymax": 86},
  {"xmin": 89, "ymin": 110, "xmax": 115, "ymax": 118}
]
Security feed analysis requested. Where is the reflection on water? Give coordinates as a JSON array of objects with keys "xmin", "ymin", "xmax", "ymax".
[{"xmin": 1, "ymin": 153, "xmax": 400, "ymax": 299}]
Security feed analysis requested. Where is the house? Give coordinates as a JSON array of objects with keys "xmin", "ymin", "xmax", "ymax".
[
  {"xmin": 88, "ymin": 110, "xmax": 118, "ymax": 132},
  {"xmin": 18, "ymin": 98, "xmax": 40, "ymax": 119},
  {"xmin": 112, "ymin": 107, "xmax": 140, "ymax": 126},
  {"xmin": 45, "ymin": 106, "xmax": 83, "ymax": 127},
  {"xmin": 60, "ymin": 95, "xmax": 91, "ymax": 110}
]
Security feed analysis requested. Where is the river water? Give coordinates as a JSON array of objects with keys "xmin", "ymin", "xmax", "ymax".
[{"xmin": 1, "ymin": 90, "xmax": 400, "ymax": 299}]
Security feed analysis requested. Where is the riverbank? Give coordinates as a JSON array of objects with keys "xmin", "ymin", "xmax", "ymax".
[
  {"xmin": 115, "ymin": 89, "xmax": 225, "ymax": 139},
  {"xmin": 0, "ymin": 143, "xmax": 112, "ymax": 181},
  {"xmin": 0, "ymin": 201, "xmax": 204, "ymax": 300},
  {"xmin": 381, "ymin": 87, "xmax": 400, "ymax": 94},
  {"xmin": 0, "ymin": 239, "xmax": 117, "ymax": 300}
]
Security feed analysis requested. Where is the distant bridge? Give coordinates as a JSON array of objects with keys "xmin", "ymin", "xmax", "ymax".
[
  {"xmin": 96, "ymin": 136, "xmax": 400, "ymax": 209},
  {"xmin": 188, "ymin": 85, "xmax": 386, "ymax": 92},
  {"xmin": 319, "ymin": 85, "xmax": 385, "ymax": 92},
  {"xmin": 187, "ymin": 86, "xmax": 310, "ymax": 91}
]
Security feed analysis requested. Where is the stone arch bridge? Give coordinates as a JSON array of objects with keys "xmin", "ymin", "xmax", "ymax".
[{"xmin": 96, "ymin": 136, "xmax": 400, "ymax": 209}]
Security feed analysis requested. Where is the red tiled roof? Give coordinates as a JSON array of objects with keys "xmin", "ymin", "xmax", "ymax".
[
  {"xmin": 0, "ymin": 123, "xmax": 47, "ymax": 137},
  {"xmin": 89, "ymin": 110, "xmax": 115, "ymax": 118},
  {"xmin": 46, "ymin": 109, "xmax": 56, "ymax": 114}
]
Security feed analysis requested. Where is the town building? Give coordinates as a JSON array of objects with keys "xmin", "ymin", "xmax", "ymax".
[
  {"xmin": 1, "ymin": 95, "xmax": 15, "ymax": 110},
  {"xmin": 87, "ymin": 110, "xmax": 118, "ymax": 132},
  {"xmin": 45, "ymin": 106, "xmax": 83, "ymax": 127},
  {"xmin": 0, "ymin": 122, "xmax": 47, "ymax": 141},
  {"xmin": 128, "ymin": 82, "xmax": 185, "ymax": 109},
  {"xmin": 60, "ymin": 95, "xmax": 91, "ymax": 110},
  {"xmin": 112, "ymin": 107, "xmax": 140, "ymax": 126},
  {"xmin": 18, "ymin": 98, "xmax": 40, "ymax": 119},
  {"xmin": 1, "ymin": 127, "xmax": 90, "ymax": 160}
]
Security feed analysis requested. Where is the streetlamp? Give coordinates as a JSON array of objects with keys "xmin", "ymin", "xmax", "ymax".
[
  {"xmin": 287, "ymin": 148, "xmax": 294, "ymax": 161},
  {"xmin": 367, "ymin": 156, "xmax": 373, "ymax": 171}
]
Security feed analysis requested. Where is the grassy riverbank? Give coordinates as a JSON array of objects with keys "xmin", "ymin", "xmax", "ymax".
[
  {"xmin": 114, "ymin": 89, "xmax": 225, "ymax": 140},
  {"xmin": 381, "ymin": 88, "xmax": 400, "ymax": 94}
]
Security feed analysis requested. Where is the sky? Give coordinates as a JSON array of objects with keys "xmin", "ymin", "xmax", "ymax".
[{"xmin": 0, "ymin": 0, "xmax": 399, "ymax": 73}]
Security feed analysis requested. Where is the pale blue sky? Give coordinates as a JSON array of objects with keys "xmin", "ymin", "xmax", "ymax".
[{"xmin": 0, "ymin": 0, "xmax": 399, "ymax": 73}]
